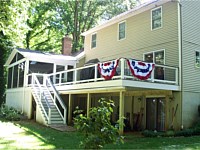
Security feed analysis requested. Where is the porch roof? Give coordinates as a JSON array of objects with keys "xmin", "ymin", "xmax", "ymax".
[{"xmin": 5, "ymin": 48, "xmax": 78, "ymax": 66}]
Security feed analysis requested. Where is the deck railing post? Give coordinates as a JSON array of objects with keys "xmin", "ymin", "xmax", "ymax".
[
  {"xmin": 175, "ymin": 68, "xmax": 179, "ymax": 85},
  {"xmin": 151, "ymin": 66, "xmax": 155, "ymax": 82},
  {"xmin": 94, "ymin": 64, "xmax": 98, "ymax": 81},
  {"xmin": 64, "ymin": 109, "xmax": 67, "ymax": 124},
  {"xmin": 59, "ymin": 73, "xmax": 62, "ymax": 86},
  {"xmin": 120, "ymin": 58, "xmax": 125, "ymax": 79},
  {"xmin": 74, "ymin": 70, "xmax": 77, "ymax": 83},
  {"xmin": 48, "ymin": 108, "xmax": 51, "ymax": 124}
]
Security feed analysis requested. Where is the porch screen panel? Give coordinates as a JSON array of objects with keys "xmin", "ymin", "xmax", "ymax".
[
  {"xmin": 67, "ymin": 65, "xmax": 74, "ymax": 82},
  {"xmin": 7, "ymin": 67, "xmax": 13, "ymax": 89},
  {"xmin": 18, "ymin": 63, "xmax": 25, "ymax": 87},
  {"xmin": 17, "ymin": 53, "xmax": 24, "ymax": 61},
  {"xmin": 12, "ymin": 65, "xmax": 18, "ymax": 88}
]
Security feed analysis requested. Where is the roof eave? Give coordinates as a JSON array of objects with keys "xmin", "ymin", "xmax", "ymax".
[
  {"xmin": 4, "ymin": 48, "xmax": 18, "ymax": 66},
  {"xmin": 81, "ymin": 0, "xmax": 171, "ymax": 36}
]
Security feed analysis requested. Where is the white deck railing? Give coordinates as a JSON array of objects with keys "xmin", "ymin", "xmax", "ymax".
[
  {"xmin": 31, "ymin": 74, "xmax": 51, "ymax": 124},
  {"xmin": 45, "ymin": 58, "xmax": 179, "ymax": 87},
  {"xmin": 30, "ymin": 73, "xmax": 67, "ymax": 124}
]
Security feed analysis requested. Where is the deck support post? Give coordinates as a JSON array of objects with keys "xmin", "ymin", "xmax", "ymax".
[
  {"xmin": 87, "ymin": 93, "xmax": 91, "ymax": 117},
  {"xmin": 68, "ymin": 94, "xmax": 72, "ymax": 125},
  {"xmin": 119, "ymin": 91, "xmax": 125, "ymax": 135}
]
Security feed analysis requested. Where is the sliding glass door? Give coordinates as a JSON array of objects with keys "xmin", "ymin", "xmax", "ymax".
[{"xmin": 146, "ymin": 98, "xmax": 165, "ymax": 131}]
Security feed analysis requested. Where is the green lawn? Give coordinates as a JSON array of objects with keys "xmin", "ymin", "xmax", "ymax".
[{"xmin": 1, "ymin": 120, "xmax": 200, "ymax": 149}]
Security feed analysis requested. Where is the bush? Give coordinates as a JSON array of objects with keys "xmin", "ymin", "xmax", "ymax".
[
  {"xmin": 73, "ymin": 98, "xmax": 124, "ymax": 149},
  {"xmin": 142, "ymin": 130, "xmax": 164, "ymax": 137},
  {"xmin": 175, "ymin": 129, "xmax": 195, "ymax": 137},
  {"xmin": 0, "ymin": 104, "xmax": 21, "ymax": 121},
  {"xmin": 165, "ymin": 130, "xmax": 175, "ymax": 137}
]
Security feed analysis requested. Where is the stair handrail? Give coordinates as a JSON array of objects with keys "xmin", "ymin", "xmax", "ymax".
[
  {"xmin": 45, "ymin": 76, "xmax": 67, "ymax": 124},
  {"xmin": 32, "ymin": 73, "xmax": 51, "ymax": 124}
]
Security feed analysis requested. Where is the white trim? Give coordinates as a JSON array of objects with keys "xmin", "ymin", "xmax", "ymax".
[
  {"xmin": 5, "ymin": 49, "xmax": 18, "ymax": 66},
  {"xmin": 8, "ymin": 58, "xmax": 26, "ymax": 68},
  {"xmin": 75, "ymin": 51, "xmax": 85, "ymax": 60},
  {"xmin": 118, "ymin": 20, "xmax": 126, "ymax": 41},
  {"xmin": 11, "ymin": 67, "xmax": 14, "ymax": 88},
  {"xmin": 151, "ymin": 6, "xmax": 162, "ymax": 31},
  {"xmin": 25, "ymin": 59, "xmax": 29, "ymax": 86},
  {"xmin": 81, "ymin": 0, "xmax": 171, "ymax": 36},
  {"xmin": 91, "ymin": 32, "xmax": 97, "ymax": 49}
]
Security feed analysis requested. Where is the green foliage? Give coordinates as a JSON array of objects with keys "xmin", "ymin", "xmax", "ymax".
[
  {"xmin": 0, "ymin": 104, "xmax": 21, "ymax": 121},
  {"xmin": 142, "ymin": 130, "xmax": 165, "ymax": 137},
  {"xmin": 0, "ymin": 32, "xmax": 13, "ymax": 106},
  {"xmin": 25, "ymin": 0, "xmax": 63, "ymax": 53},
  {"xmin": 142, "ymin": 120, "xmax": 200, "ymax": 138},
  {"xmin": 74, "ymin": 98, "xmax": 124, "ymax": 149}
]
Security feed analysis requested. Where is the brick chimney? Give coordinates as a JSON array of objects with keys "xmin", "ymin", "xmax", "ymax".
[{"xmin": 62, "ymin": 35, "xmax": 72, "ymax": 55}]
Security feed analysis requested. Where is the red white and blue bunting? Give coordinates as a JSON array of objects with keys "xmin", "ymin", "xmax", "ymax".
[
  {"xmin": 127, "ymin": 59, "xmax": 155, "ymax": 80},
  {"xmin": 98, "ymin": 59, "xmax": 119, "ymax": 80}
]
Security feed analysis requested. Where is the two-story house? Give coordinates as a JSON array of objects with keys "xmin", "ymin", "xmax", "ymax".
[{"xmin": 5, "ymin": 0, "xmax": 200, "ymax": 134}]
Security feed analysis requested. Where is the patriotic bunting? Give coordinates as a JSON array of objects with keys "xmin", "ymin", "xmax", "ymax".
[
  {"xmin": 98, "ymin": 59, "xmax": 119, "ymax": 80},
  {"xmin": 127, "ymin": 59, "xmax": 155, "ymax": 80}
]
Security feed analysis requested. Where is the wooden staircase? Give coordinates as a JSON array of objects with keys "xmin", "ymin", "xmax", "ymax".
[{"xmin": 30, "ymin": 74, "xmax": 67, "ymax": 125}]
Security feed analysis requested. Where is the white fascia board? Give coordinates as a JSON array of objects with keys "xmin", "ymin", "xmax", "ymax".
[
  {"xmin": 26, "ymin": 53, "xmax": 77, "ymax": 66},
  {"xmin": 75, "ymin": 51, "xmax": 85, "ymax": 60},
  {"xmin": 81, "ymin": 0, "xmax": 171, "ymax": 36},
  {"xmin": 4, "ymin": 49, "xmax": 18, "ymax": 66}
]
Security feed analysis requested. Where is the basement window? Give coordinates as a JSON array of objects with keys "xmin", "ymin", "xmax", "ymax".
[{"xmin": 195, "ymin": 51, "xmax": 200, "ymax": 68}]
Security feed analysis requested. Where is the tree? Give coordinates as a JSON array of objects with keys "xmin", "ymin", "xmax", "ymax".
[
  {"xmin": 24, "ymin": 0, "xmax": 64, "ymax": 53},
  {"xmin": 56, "ymin": 0, "xmax": 136, "ymax": 52},
  {"xmin": 101, "ymin": 0, "xmax": 136, "ymax": 20},
  {"xmin": 74, "ymin": 98, "xmax": 124, "ymax": 149},
  {"xmin": 0, "ymin": 0, "xmax": 29, "ymax": 105}
]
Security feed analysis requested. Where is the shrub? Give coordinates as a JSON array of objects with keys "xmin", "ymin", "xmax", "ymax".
[
  {"xmin": 142, "ymin": 130, "xmax": 164, "ymax": 137},
  {"xmin": 0, "ymin": 104, "xmax": 21, "ymax": 121},
  {"xmin": 165, "ymin": 130, "xmax": 175, "ymax": 137},
  {"xmin": 175, "ymin": 129, "xmax": 194, "ymax": 137},
  {"xmin": 73, "ymin": 98, "xmax": 124, "ymax": 149}
]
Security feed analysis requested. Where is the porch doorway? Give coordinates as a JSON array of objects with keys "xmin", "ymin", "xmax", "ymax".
[{"xmin": 146, "ymin": 98, "xmax": 165, "ymax": 131}]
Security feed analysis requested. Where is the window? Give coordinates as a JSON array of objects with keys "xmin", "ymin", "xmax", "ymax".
[
  {"xmin": 144, "ymin": 50, "xmax": 165, "ymax": 64},
  {"xmin": 118, "ymin": 21, "xmax": 126, "ymax": 40},
  {"xmin": 91, "ymin": 33, "xmax": 97, "ymax": 48},
  {"xmin": 195, "ymin": 51, "xmax": 200, "ymax": 68},
  {"xmin": 144, "ymin": 50, "xmax": 165, "ymax": 80},
  {"xmin": 151, "ymin": 7, "xmax": 162, "ymax": 30}
]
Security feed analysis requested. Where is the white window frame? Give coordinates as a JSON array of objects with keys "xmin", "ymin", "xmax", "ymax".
[
  {"xmin": 118, "ymin": 21, "xmax": 126, "ymax": 41},
  {"xmin": 91, "ymin": 33, "xmax": 97, "ymax": 49},
  {"xmin": 195, "ymin": 50, "xmax": 200, "ymax": 68},
  {"xmin": 151, "ymin": 6, "xmax": 162, "ymax": 30},
  {"xmin": 143, "ymin": 49, "xmax": 165, "ymax": 64}
]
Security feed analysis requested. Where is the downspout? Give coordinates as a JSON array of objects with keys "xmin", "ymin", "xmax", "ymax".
[{"xmin": 177, "ymin": 0, "xmax": 183, "ymax": 129}]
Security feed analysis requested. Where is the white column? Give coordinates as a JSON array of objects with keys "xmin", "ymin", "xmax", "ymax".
[
  {"xmin": 87, "ymin": 93, "xmax": 91, "ymax": 117},
  {"xmin": 119, "ymin": 91, "xmax": 125, "ymax": 135}
]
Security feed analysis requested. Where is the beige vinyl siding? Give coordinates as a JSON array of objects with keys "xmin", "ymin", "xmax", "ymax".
[
  {"xmin": 181, "ymin": 0, "xmax": 200, "ymax": 92},
  {"xmin": 84, "ymin": 1, "xmax": 178, "ymax": 68}
]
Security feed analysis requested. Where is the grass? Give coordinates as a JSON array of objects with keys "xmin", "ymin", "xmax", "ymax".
[
  {"xmin": 0, "ymin": 120, "xmax": 82, "ymax": 149},
  {"xmin": 1, "ymin": 120, "xmax": 200, "ymax": 149}
]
